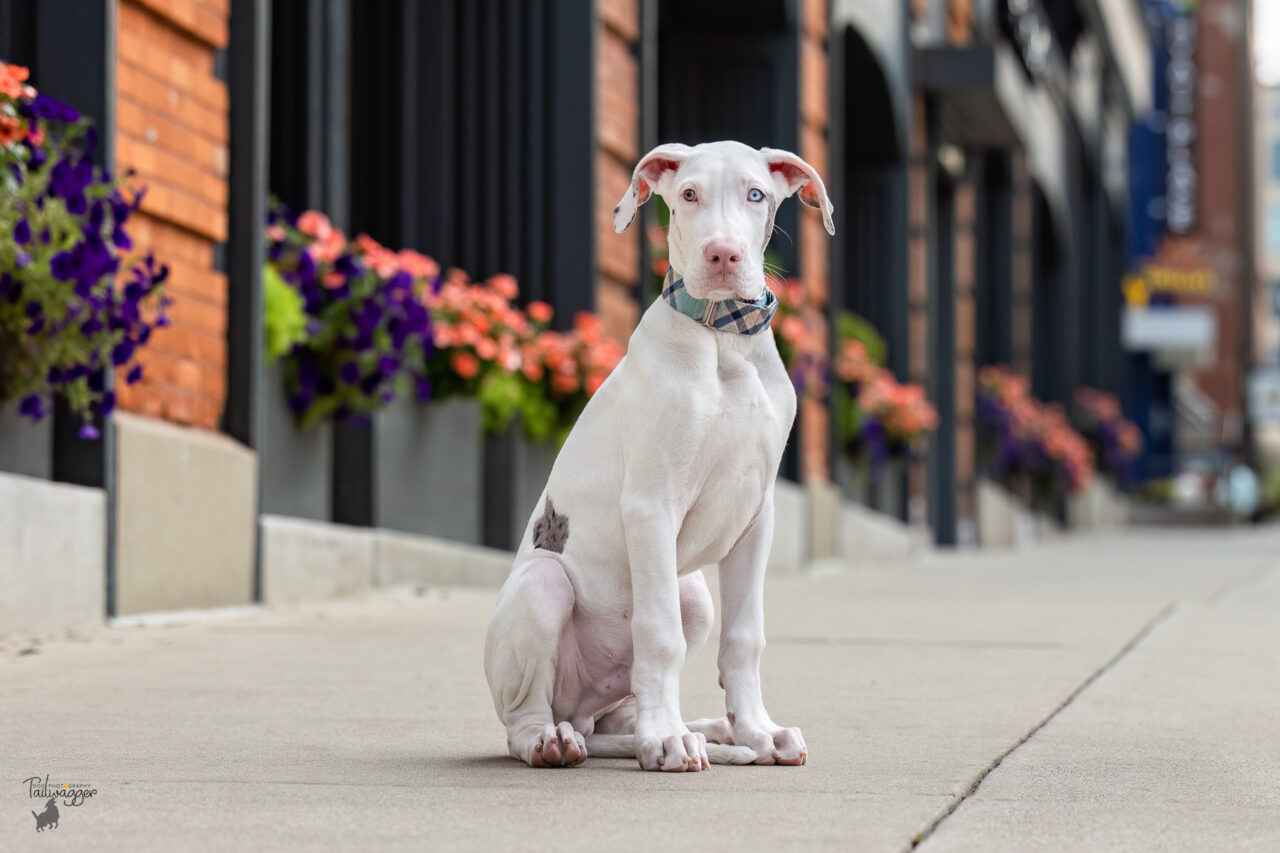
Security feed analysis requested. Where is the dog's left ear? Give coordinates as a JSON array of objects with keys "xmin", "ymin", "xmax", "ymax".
[
  {"xmin": 613, "ymin": 143, "xmax": 693, "ymax": 233},
  {"xmin": 761, "ymin": 148, "xmax": 835, "ymax": 236}
]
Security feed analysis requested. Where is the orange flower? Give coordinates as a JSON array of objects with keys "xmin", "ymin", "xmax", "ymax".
[
  {"xmin": 0, "ymin": 62, "xmax": 29, "ymax": 98},
  {"xmin": 552, "ymin": 372, "xmax": 579, "ymax": 395},
  {"xmin": 584, "ymin": 372, "xmax": 606, "ymax": 395},
  {"xmin": 527, "ymin": 300, "xmax": 554, "ymax": 324},
  {"xmin": 652, "ymin": 257, "xmax": 670, "ymax": 277},
  {"xmin": 490, "ymin": 273, "xmax": 518, "ymax": 301},
  {"xmin": 266, "ymin": 224, "xmax": 286, "ymax": 242},
  {"xmin": 0, "ymin": 115, "xmax": 22, "ymax": 146},
  {"xmin": 574, "ymin": 312, "xmax": 603, "ymax": 345},
  {"xmin": 398, "ymin": 249, "xmax": 440, "ymax": 279},
  {"xmin": 475, "ymin": 337, "xmax": 498, "ymax": 360},
  {"xmin": 451, "ymin": 352, "xmax": 480, "ymax": 380}
]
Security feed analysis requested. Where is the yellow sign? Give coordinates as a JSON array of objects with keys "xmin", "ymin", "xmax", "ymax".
[
  {"xmin": 1123, "ymin": 276, "xmax": 1148, "ymax": 308},
  {"xmin": 1122, "ymin": 265, "xmax": 1217, "ymax": 308}
]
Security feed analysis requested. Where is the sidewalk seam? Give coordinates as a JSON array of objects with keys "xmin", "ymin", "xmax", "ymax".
[{"xmin": 905, "ymin": 602, "xmax": 1178, "ymax": 852}]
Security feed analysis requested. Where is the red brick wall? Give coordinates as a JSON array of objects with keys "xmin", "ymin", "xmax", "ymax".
[
  {"xmin": 907, "ymin": 96, "xmax": 929, "ymax": 522},
  {"xmin": 1187, "ymin": 0, "xmax": 1248, "ymax": 438},
  {"xmin": 799, "ymin": 0, "xmax": 830, "ymax": 483},
  {"xmin": 595, "ymin": 0, "xmax": 642, "ymax": 344},
  {"xmin": 1010, "ymin": 151, "xmax": 1033, "ymax": 379},
  {"xmin": 114, "ymin": 0, "xmax": 229, "ymax": 430}
]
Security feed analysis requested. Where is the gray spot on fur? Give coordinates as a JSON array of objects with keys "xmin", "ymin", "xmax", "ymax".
[{"xmin": 533, "ymin": 498, "xmax": 569, "ymax": 553}]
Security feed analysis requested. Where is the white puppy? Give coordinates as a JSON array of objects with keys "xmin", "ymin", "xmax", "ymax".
[{"xmin": 484, "ymin": 140, "xmax": 834, "ymax": 771}]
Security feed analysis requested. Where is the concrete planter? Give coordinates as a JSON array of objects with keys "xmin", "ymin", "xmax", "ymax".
[
  {"xmin": 977, "ymin": 477, "xmax": 1020, "ymax": 548},
  {"xmin": 768, "ymin": 478, "xmax": 807, "ymax": 575},
  {"xmin": 261, "ymin": 362, "xmax": 331, "ymax": 521},
  {"xmin": 0, "ymin": 472, "xmax": 105, "ymax": 638},
  {"xmin": 113, "ymin": 413, "xmax": 257, "ymax": 615},
  {"xmin": 483, "ymin": 421, "xmax": 558, "ymax": 551},
  {"xmin": 261, "ymin": 515, "xmax": 375, "ymax": 604},
  {"xmin": 0, "ymin": 405, "xmax": 51, "ymax": 479},
  {"xmin": 374, "ymin": 396, "xmax": 482, "ymax": 544},
  {"xmin": 1067, "ymin": 477, "xmax": 1130, "ymax": 529},
  {"xmin": 835, "ymin": 454, "xmax": 904, "ymax": 518}
]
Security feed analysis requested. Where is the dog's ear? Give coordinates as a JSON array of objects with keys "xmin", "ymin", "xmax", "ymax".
[
  {"xmin": 760, "ymin": 148, "xmax": 835, "ymax": 236},
  {"xmin": 613, "ymin": 143, "xmax": 693, "ymax": 233}
]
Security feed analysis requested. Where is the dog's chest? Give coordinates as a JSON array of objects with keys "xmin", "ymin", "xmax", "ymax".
[{"xmin": 675, "ymin": 356, "xmax": 792, "ymax": 568}]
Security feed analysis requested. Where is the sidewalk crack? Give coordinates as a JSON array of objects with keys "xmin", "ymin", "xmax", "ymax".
[{"xmin": 905, "ymin": 602, "xmax": 1178, "ymax": 851}]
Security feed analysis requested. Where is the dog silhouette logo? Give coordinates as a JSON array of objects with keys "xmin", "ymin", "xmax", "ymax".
[{"xmin": 32, "ymin": 796, "xmax": 59, "ymax": 831}]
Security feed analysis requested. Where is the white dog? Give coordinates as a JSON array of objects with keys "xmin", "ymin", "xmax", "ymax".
[{"xmin": 484, "ymin": 140, "xmax": 834, "ymax": 771}]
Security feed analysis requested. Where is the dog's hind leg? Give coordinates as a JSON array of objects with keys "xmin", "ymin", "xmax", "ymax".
[{"xmin": 484, "ymin": 555, "xmax": 588, "ymax": 767}]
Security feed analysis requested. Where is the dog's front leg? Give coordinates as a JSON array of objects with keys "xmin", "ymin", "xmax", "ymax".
[
  {"xmin": 622, "ymin": 498, "xmax": 709, "ymax": 772},
  {"xmin": 716, "ymin": 497, "xmax": 807, "ymax": 765}
]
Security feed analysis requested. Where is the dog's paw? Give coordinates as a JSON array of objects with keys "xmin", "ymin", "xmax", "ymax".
[
  {"xmin": 737, "ymin": 725, "xmax": 807, "ymax": 766},
  {"xmin": 636, "ymin": 728, "xmax": 709, "ymax": 772},
  {"xmin": 528, "ymin": 722, "xmax": 587, "ymax": 768}
]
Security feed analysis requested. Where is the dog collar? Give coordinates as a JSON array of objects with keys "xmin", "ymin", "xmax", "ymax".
[{"xmin": 660, "ymin": 267, "xmax": 778, "ymax": 335}]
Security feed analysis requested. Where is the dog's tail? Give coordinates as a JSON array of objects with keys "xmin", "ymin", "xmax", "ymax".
[
  {"xmin": 584, "ymin": 734, "xmax": 757, "ymax": 765},
  {"xmin": 31, "ymin": 811, "xmax": 38, "ymax": 820}
]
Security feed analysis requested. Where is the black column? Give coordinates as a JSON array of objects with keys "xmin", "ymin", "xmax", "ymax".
[
  {"xmin": 926, "ymin": 119, "xmax": 958, "ymax": 547},
  {"xmin": 225, "ymin": 0, "xmax": 272, "ymax": 598},
  {"xmin": 546, "ymin": 0, "xmax": 597, "ymax": 320},
  {"xmin": 976, "ymin": 151, "xmax": 1013, "ymax": 369},
  {"xmin": 31, "ymin": 0, "xmax": 119, "ymax": 610}
]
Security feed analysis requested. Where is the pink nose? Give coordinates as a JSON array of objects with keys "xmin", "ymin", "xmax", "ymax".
[{"xmin": 703, "ymin": 241, "xmax": 744, "ymax": 274}]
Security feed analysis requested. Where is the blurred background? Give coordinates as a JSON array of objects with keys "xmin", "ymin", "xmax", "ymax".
[{"xmin": 1, "ymin": 0, "xmax": 1277, "ymax": 632}]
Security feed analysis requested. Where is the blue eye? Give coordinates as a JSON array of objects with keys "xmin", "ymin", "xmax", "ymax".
[{"xmin": 748, "ymin": 188, "xmax": 764, "ymax": 203}]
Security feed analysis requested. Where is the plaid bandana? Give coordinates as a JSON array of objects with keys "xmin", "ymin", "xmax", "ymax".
[{"xmin": 660, "ymin": 267, "xmax": 778, "ymax": 336}]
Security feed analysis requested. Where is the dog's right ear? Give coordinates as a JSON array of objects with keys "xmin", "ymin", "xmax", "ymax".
[{"xmin": 613, "ymin": 143, "xmax": 692, "ymax": 233}]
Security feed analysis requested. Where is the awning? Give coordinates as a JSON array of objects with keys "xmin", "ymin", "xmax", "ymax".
[{"xmin": 913, "ymin": 41, "xmax": 1033, "ymax": 149}]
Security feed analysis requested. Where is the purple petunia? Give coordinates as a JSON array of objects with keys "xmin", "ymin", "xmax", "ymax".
[{"xmin": 18, "ymin": 394, "xmax": 45, "ymax": 420}]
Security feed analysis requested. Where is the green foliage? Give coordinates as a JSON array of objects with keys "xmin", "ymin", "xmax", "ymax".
[
  {"xmin": 480, "ymin": 371, "xmax": 573, "ymax": 445},
  {"xmin": 262, "ymin": 264, "xmax": 307, "ymax": 363},
  {"xmin": 834, "ymin": 310, "xmax": 887, "ymax": 366}
]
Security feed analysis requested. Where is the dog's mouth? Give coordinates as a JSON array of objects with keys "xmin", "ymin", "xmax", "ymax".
[{"xmin": 690, "ymin": 273, "xmax": 765, "ymax": 303}]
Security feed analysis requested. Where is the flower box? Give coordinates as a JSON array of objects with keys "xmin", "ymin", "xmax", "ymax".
[
  {"xmin": 374, "ymin": 395, "xmax": 482, "ymax": 544},
  {"xmin": 483, "ymin": 417, "xmax": 558, "ymax": 551},
  {"xmin": 0, "ymin": 404, "xmax": 50, "ymax": 478},
  {"xmin": 261, "ymin": 361, "xmax": 332, "ymax": 521}
]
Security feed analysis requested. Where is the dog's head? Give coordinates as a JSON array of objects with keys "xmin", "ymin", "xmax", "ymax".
[{"xmin": 613, "ymin": 140, "xmax": 834, "ymax": 302}]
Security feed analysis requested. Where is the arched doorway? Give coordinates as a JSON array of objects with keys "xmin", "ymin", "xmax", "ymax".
[{"xmin": 835, "ymin": 25, "xmax": 907, "ymax": 379}]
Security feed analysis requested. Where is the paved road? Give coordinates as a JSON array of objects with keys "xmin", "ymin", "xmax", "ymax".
[{"xmin": 3, "ymin": 526, "xmax": 1277, "ymax": 851}]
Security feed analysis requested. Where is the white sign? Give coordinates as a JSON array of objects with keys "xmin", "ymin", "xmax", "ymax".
[
  {"xmin": 1166, "ymin": 14, "xmax": 1198, "ymax": 234},
  {"xmin": 1122, "ymin": 306, "xmax": 1217, "ymax": 369},
  {"xmin": 1248, "ymin": 367, "xmax": 1280, "ymax": 424}
]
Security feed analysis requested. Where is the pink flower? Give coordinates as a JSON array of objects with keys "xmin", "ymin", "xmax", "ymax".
[{"xmin": 296, "ymin": 210, "xmax": 332, "ymax": 239}]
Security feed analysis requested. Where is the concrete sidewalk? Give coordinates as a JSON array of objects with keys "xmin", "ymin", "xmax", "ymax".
[{"xmin": 2, "ymin": 527, "xmax": 1278, "ymax": 852}]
